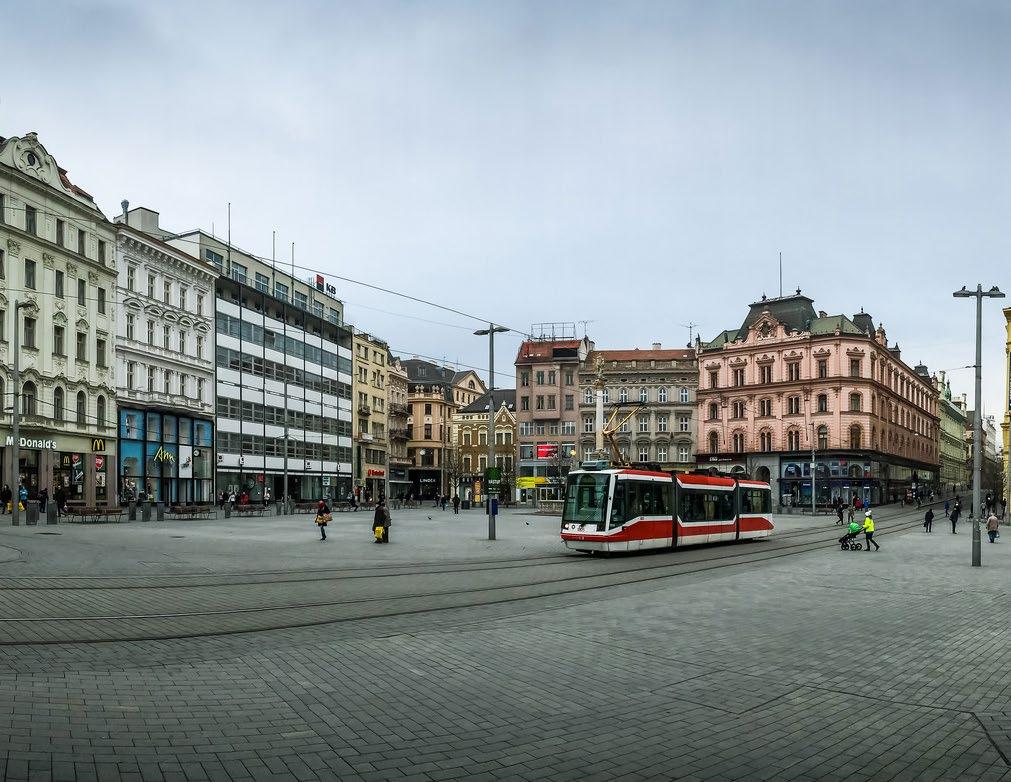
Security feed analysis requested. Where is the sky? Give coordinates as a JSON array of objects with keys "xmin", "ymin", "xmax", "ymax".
[{"xmin": 2, "ymin": 0, "xmax": 1009, "ymax": 421}]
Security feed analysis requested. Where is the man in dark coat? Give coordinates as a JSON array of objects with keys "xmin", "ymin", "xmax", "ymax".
[{"xmin": 373, "ymin": 499, "xmax": 391, "ymax": 543}]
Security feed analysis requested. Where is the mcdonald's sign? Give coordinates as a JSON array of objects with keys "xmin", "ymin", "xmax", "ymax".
[{"xmin": 92, "ymin": 438, "xmax": 106, "ymax": 453}]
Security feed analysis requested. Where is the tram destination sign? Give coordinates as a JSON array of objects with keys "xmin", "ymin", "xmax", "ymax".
[{"xmin": 5, "ymin": 436, "xmax": 58, "ymax": 450}]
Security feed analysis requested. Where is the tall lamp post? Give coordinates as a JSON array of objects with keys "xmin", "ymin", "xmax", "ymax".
[
  {"xmin": 953, "ymin": 284, "xmax": 1004, "ymax": 567},
  {"xmin": 10, "ymin": 300, "xmax": 39, "ymax": 527},
  {"xmin": 810, "ymin": 421, "xmax": 817, "ymax": 516},
  {"xmin": 475, "ymin": 324, "xmax": 508, "ymax": 541}
]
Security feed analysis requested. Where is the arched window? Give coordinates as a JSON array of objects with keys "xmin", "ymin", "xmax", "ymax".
[
  {"xmin": 732, "ymin": 432, "xmax": 745, "ymax": 452},
  {"xmin": 22, "ymin": 381, "xmax": 37, "ymax": 416},
  {"xmin": 759, "ymin": 431, "xmax": 772, "ymax": 452},
  {"xmin": 787, "ymin": 429, "xmax": 800, "ymax": 450},
  {"xmin": 817, "ymin": 425, "xmax": 828, "ymax": 450},
  {"xmin": 709, "ymin": 431, "xmax": 719, "ymax": 453},
  {"xmin": 850, "ymin": 425, "xmax": 862, "ymax": 449},
  {"xmin": 658, "ymin": 387, "xmax": 668, "ymax": 403},
  {"xmin": 817, "ymin": 394, "xmax": 828, "ymax": 413},
  {"xmin": 53, "ymin": 386, "xmax": 64, "ymax": 422},
  {"xmin": 679, "ymin": 387, "xmax": 690, "ymax": 403},
  {"xmin": 639, "ymin": 387, "xmax": 648, "ymax": 403},
  {"xmin": 732, "ymin": 401, "xmax": 745, "ymax": 418},
  {"xmin": 76, "ymin": 391, "xmax": 87, "ymax": 426},
  {"xmin": 97, "ymin": 395, "xmax": 106, "ymax": 428},
  {"xmin": 618, "ymin": 388, "xmax": 628, "ymax": 403},
  {"xmin": 849, "ymin": 393, "xmax": 861, "ymax": 412}
]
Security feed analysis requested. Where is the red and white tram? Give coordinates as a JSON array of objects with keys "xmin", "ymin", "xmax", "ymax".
[{"xmin": 560, "ymin": 465, "xmax": 774, "ymax": 554}]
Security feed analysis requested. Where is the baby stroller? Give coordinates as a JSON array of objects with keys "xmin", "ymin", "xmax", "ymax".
[{"xmin": 839, "ymin": 526, "xmax": 863, "ymax": 551}]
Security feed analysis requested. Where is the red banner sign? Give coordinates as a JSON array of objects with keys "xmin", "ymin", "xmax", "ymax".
[{"xmin": 536, "ymin": 444, "xmax": 558, "ymax": 459}]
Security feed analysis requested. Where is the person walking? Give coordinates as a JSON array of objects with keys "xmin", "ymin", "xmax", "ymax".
[
  {"xmin": 17, "ymin": 484, "xmax": 28, "ymax": 511},
  {"xmin": 315, "ymin": 498, "xmax": 331, "ymax": 541},
  {"xmin": 38, "ymin": 487, "xmax": 48, "ymax": 514},
  {"xmin": 986, "ymin": 512, "xmax": 999, "ymax": 543},
  {"xmin": 835, "ymin": 502, "xmax": 844, "ymax": 525},
  {"xmin": 263, "ymin": 488, "xmax": 271, "ymax": 508},
  {"xmin": 923, "ymin": 508, "xmax": 934, "ymax": 533},
  {"xmin": 373, "ymin": 498, "xmax": 391, "ymax": 543},
  {"xmin": 1001, "ymin": 497, "xmax": 1007, "ymax": 520},
  {"xmin": 950, "ymin": 504, "xmax": 960, "ymax": 534},
  {"xmin": 452, "ymin": 494, "xmax": 460, "ymax": 515},
  {"xmin": 0, "ymin": 484, "xmax": 10, "ymax": 515},
  {"xmin": 944, "ymin": 500, "xmax": 950, "ymax": 518},
  {"xmin": 847, "ymin": 501, "xmax": 855, "ymax": 524},
  {"xmin": 440, "ymin": 494, "xmax": 448, "ymax": 512},
  {"xmin": 862, "ymin": 510, "xmax": 880, "ymax": 551},
  {"xmin": 54, "ymin": 485, "xmax": 65, "ymax": 518}
]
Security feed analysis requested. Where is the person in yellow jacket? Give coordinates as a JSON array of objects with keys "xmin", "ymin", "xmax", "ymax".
[{"xmin": 862, "ymin": 510, "xmax": 880, "ymax": 551}]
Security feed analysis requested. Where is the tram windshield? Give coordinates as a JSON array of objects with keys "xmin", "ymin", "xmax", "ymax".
[{"xmin": 562, "ymin": 473, "xmax": 610, "ymax": 530}]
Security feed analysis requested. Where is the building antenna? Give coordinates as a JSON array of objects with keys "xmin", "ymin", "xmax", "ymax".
[
  {"xmin": 578, "ymin": 319, "xmax": 593, "ymax": 337},
  {"xmin": 779, "ymin": 251, "xmax": 783, "ymax": 298},
  {"xmin": 679, "ymin": 321, "xmax": 698, "ymax": 345}
]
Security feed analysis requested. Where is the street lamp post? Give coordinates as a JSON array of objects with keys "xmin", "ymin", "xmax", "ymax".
[
  {"xmin": 475, "ymin": 324, "xmax": 508, "ymax": 541},
  {"xmin": 953, "ymin": 284, "xmax": 1005, "ymax": 567},
  {"xmin": 10, "ymin": 300, "xmax": 38, "ymax": 527},
  {"xmin": 810, "ymin": 421, "xmax": 817, "ymax": 516}
]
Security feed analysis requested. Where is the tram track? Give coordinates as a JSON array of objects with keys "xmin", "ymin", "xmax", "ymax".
[{"xmin": 0, "ymin": 515, "xmax": 927, "ymax": 645}]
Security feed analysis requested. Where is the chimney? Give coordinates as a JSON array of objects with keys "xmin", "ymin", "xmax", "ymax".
[{"xmin": 651, "ymin": 342, "xmax": 661, "ymax": 350}]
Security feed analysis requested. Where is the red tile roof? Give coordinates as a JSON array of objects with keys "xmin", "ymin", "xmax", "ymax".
[{"xmin": 515, "ymin": 339, "xmax": 582, "ymax": 364}]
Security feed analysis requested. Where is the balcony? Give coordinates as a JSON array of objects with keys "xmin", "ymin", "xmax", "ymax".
[
  {"xmin": 390, "ymin": 428, "xmax": 409, "ymax": 441},
  {"xmin": 358, "ymin": 404, "xmax": 371, "ymax": 417},
  {"xmin": 389, "ymin": 402, "xmax": 409, "ymax": 416},
  {"xmin": 356, "ymin": 432, "xmax": 374, "ymax": 442}
]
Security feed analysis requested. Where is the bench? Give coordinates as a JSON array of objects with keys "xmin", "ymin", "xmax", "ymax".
[
  {"xmin": 235, "ymin": 506, "xmax": 267, "ymax": 517},
  {"xmin": 292, "ymin": 503, "xmax": 319, "ymax": 514},
  {"xmin": 167, "ymin": 506, "xmax": 215, "ymax": 521},
  {"xmin": 65, "ymin": 506, "xmax": 126, "ymax": 524}
]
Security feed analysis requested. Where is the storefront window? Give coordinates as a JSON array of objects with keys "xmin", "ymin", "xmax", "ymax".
[
  {"xmin": 146, "ymin": 413, "xmax": 161, "ymax": 441},
  {"xmin": 178, "ymin": 417, "xmax": 192, "ymax": 445},
  {"xmin": 120, "ymin": 409, "xmax": 144, "ymax": 440},
  {"xmin": 163, "ymin": 415, "xmax": 177, "ymax": 444}
]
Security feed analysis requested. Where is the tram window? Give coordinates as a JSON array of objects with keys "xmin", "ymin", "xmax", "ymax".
[
  {"xmin": 741, "ymin": 488, "xmax": 772, "ymax": 514},
  {"xmin": 679, "ymin": 489, "xmax": 734, "ymax": 522},
  {"xmin": 616, "ymin": 481, "xmax": 671, "ymax": 524},
  {"xmin": 562, "ymin": 474, "xmax": 610, "ymax": 530}
]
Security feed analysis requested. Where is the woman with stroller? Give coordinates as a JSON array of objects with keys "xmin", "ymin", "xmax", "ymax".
[{"xmin": 839, "ymin": 519, "xmax": 862, "ymax": 548}]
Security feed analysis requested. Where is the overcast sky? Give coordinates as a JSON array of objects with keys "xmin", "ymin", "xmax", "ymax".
[{"xmin": 3, "ymin": 0, "xmax": 1009, "ymax": 421}]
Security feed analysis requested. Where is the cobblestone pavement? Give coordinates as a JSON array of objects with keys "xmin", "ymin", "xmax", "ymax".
[{"xmin": 1, "ymin": 507, "xmax": 1009, "ymax": 780}]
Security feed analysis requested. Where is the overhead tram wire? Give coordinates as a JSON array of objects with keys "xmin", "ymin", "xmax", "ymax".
[{"xmin": 0, "ymin": 200, "xmax": 531, "ymax": 339}]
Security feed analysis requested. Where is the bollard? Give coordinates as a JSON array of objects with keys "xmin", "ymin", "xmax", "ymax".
[
  {"xmin": 224, "ymin": 504, "xmax": 231, "ymax": 518},
  {"xmin": 156, "ymin": 502, "xmax": 165, "ymax": 522},
  {"xmin": 26, "ymin": 500, "xmax": 39, "ymax": 526},
  {"xmin": 141, "ymin": 502, "xmax": 152, "ymax": 522},
  {"xmin": 128, "ymin": 501, "xmax": 137, "ymax": 521},
  {"xmin": 46, "ymin": 502, "xmax": 57, "ymax": 525}
]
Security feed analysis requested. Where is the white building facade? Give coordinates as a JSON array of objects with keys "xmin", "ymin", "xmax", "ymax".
[
  {"xmin": 113, "ymin": 208, "xmax": 217, "ymax": 503},
  {"xmin": 0, "ymin": 133, "xmax": 119, "ymax": 507},
  {"xmin": 169, "ymin": 232, "xmax": 354, "ymax": 502}
]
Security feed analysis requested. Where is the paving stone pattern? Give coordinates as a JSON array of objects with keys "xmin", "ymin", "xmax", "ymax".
[{"xmin": 0, "ymin": 511, "xmax": 1009, "ymax": 780}]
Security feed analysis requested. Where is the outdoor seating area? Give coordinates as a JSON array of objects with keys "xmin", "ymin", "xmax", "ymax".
[
  {"xmin": 166, "ymin": 506, "xmax": 215, "ymax": 521},
  {"xmin": 63, "ymin": 507, "xmax": 127, "ymax": 524}
]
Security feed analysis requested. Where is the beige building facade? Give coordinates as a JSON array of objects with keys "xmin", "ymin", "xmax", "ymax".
[
  {"xmin": 452, "ymin": 390, "xmax": 516, "ymax": 503},
  {"xmin": 387, "ymin": 356, "xmax": 411, "ymax": 498},
  {"xmin": 352, "ymin": 331, "xmax": 389, "ymax": 501}
]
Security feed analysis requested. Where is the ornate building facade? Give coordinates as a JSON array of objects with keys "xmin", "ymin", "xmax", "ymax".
[
  {"xmin": 387, "ymin": 356, "xmax": 411, "ymax": 499},
  {"xmin": 114, "ymin": 208, "xmax": 216, "ymax": 503},
  {"xmin": 696, "ymin": 292, "xmax": 939, "ymax": 508},
  {"xmin": 0, "ymin": 133, "xmax": 119, "ymax": 507},
  {"xmin": 934, "ymin": 371, "xmax": 969, "ymax": 494},
  {"xmin": 577, "ymin": 345, "xmax": 697, "ymax": 471},
  {"xmin": 452, "ymin": 390, "xmax": 516, "ymax": 503}
]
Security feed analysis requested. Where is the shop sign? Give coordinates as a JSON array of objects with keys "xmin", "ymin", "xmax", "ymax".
[
  {"xmin": 536, "ymin": 444, "xmax": 557, "ymax": 459},
  {"xmin": 314, "ymin": 274, "xmax": 338, "ymax": 298},
  {"xmin": 92, "ymin": 438, "xmax": 106, "ymax": 453},
  {"xmin": 367, "ymin": 468, "xmax": 385, "ymax": 477},
  {"xmin": 94, "ymin": 455, "xmax": 105, "ymax": 471},
  {"xmin": 5, "ymin": 436, "xmax": 57, "ymax": 450},
  {"xmin": 153, "ymin": 446, "xmax": 175, "ymax": 463},
  {"xmin": 517, "ymin": 476, "xmax": 547, "ymax": 489},
  {"xmin": 322, "ymin": 476, "xmax": 331, "ymax": 486}
]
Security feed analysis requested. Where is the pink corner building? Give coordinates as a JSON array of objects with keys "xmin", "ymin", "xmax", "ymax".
[{"xmin": 696, "ymin": 292, "xmax": 939, "ymax": 508}]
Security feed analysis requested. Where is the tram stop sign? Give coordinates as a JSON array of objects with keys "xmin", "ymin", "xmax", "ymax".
[{"xmin": 485, "ymin": 466, "xmax": 502, "ymax": 494}]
